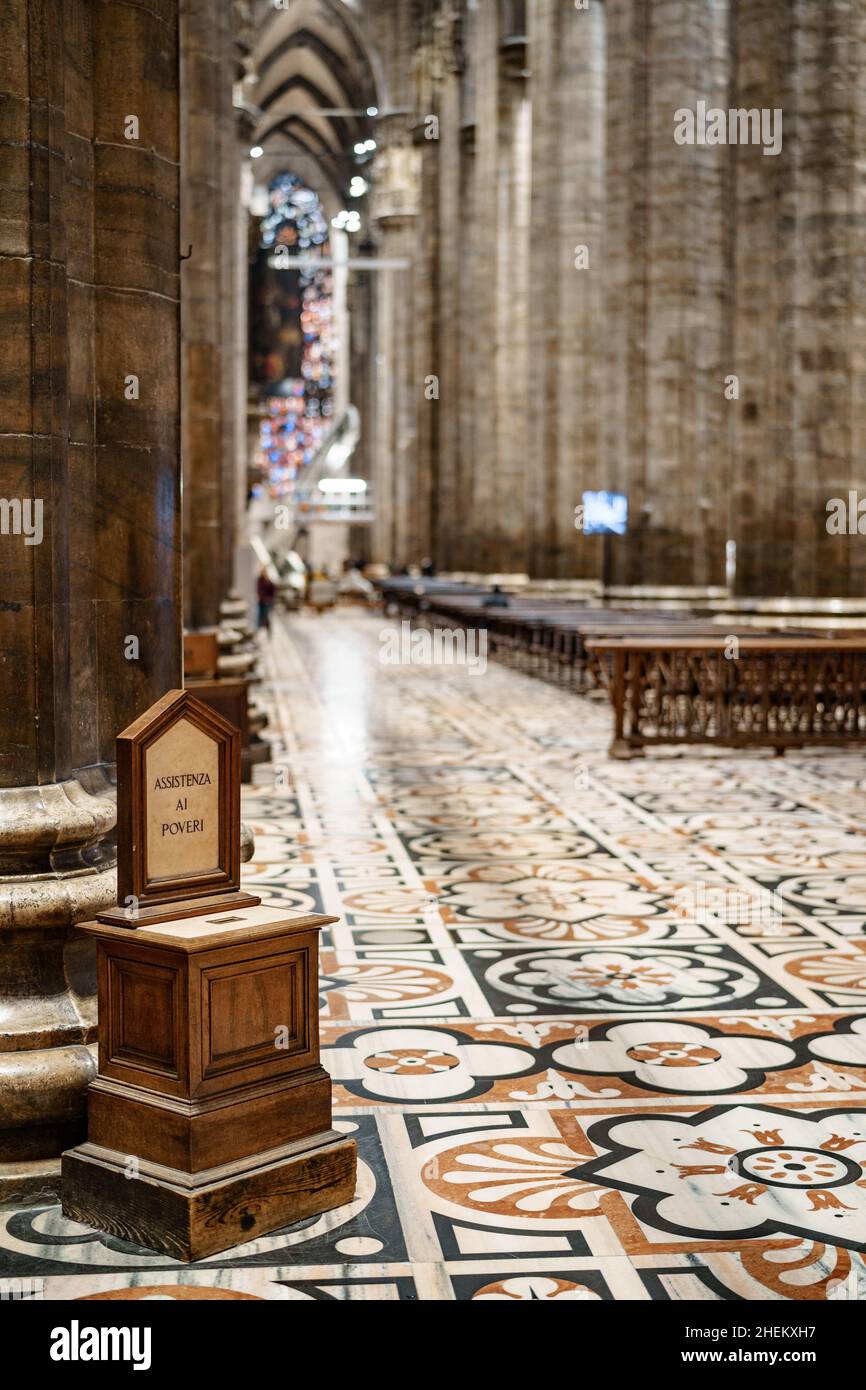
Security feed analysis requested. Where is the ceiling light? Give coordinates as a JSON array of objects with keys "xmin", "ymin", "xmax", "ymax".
[
  {"xmin": 249, "ymin": 145, "xmax": 263, "ymax": 158},
  {"xmin": 318, "ymin": 478, "xmax": 367, "ymax": 493}
]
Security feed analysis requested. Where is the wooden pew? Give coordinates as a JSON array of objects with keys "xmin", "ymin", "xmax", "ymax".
[
  {"xmin": 183, "ymin": 629, "xmax": 219, "ymax": 679},
  {"xmin": 184, "ymin": 677, "xmax": 254, "ymax": 779},
  {"xmin": 376, "ymin": 581, "xmax": 834, "ymax": 708},
  {"xmin": 413, "ymin": 592, "xmax": 729, "ymax": 688},
  {"xmin": 184, "ymin": 631, "xmax": 270, "ymax": 783}
]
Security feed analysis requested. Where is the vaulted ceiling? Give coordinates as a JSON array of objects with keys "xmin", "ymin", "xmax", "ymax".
[{"xmin": 249, "ymin": 0, "xmax": 380, "ymax": 198}]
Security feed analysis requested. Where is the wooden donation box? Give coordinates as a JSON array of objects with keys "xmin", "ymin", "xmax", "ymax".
[{"xmin": 62, "ymin": 690, "xmax": 356, "ymax": 1261}]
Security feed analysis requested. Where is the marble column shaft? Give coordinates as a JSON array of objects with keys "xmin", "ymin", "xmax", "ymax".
[
  {"xmin": 181, "ymin": 0, "xmax": 243, "ymax": 628},
  {"xmin": 730, "ymin": 0, "xmax": 866, "ymax": 596},
  {"xmin": 527, "ymin": 0, "xmax": 605, "ymax": 578},
  {"xmin": 602, "ymin": 0, "xmax": 729, "ymax": 587},
  {"xmin": 466, "ymin": 0, "xmax": 531, "ymax": 574},
  {"xmin": 369, "ymin": 121, "xmax": 420, "ymax": 568},
  {"xmin": 0, "ymin": 0, "xmax": 182, "ymax": 1203}
]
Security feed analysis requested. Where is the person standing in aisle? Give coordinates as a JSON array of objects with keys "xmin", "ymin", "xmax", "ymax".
[{"xmin": 257, "ymin": 567, "xmax": 277, "ymax": 633}]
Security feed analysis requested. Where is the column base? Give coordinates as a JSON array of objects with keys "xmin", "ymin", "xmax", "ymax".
[
  {"xmin": 0, "ymin": 1157, "xmax": 66, "ymax": 1208},
  {"xmin": 0, "ymin": 771, "xmax": 117, "ymax": 1211},
  {"xmin": 61, "ymin": 1130, "xmax": 357, "ymax": 1262}
]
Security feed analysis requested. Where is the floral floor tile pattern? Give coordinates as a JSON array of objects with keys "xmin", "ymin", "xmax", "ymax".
[{"xmin": 4, "ymin": 612, "xmax": 866, "ymax": 1301}]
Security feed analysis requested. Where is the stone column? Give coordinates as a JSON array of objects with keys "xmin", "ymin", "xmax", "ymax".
[
  {"xmin": 0, "ymin": 0, "xmax": 182, "ymax": 1204},
  {"xmin": 527, "ymin": 0, "xmax": 605, "ymax": 578},
  {"xmin": 365, "ymin": 0, "xmax": 419, "ymax": 568},
  {"xmin": 454, "ymin": 116, "xmax": 478, "ymax": 574},
  {"xmin": 430, "ymin": 4, "xmax": 462, "ymax": 571},
  {"xmin": 411, "ymin": 125, "xmax": 439, "ymax": 567},
  {"xmin": 347, "ymin": 266, "xmax": 374, "ymax": 563},
  {"xmin": 602, "ymin": 0, "xmax": 730, "ymax": 586},
  {"xmin": 181, "ymin": 0, "xmax": 244, "ymax": 629},
  {"xmin": 464, "ymin": 0, "xmax": 531, "ymax": 573},
  {"xmin": 369, "ymin": 134, "xmax": 420, "ymax": 568},
  {"xmin": 730, "ymin": 0, "xmax": 866, "ymax": 596}
]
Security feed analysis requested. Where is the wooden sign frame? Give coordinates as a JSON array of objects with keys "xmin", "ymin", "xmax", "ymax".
[{"xmin": 97, "ymin": 689, "xmax": 260, "ymax": 927}]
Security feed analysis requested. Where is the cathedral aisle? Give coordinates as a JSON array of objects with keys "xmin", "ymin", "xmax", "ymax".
[{"xmin": 4, "ymin": 612, "xmax": 866, "ymax": 1301}]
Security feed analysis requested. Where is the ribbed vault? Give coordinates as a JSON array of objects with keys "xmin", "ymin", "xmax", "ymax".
[{"xmin": 249, "ymin": 0, "xmax": 380, "ymax": 198}]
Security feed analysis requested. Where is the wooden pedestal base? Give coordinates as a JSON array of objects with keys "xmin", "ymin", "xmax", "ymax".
[
  {"xmin": 60, "ymin": 905, "xmax": 355, "ymax": 1262},
  {"xmin": 62, "ymin": 1131, "xmax": 357, "ymax": 1262}
]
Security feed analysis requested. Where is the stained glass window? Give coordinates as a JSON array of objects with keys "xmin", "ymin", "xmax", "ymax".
[{"xmin": 250, "ymin": 173, "xmax": 336, "ymax": 501}]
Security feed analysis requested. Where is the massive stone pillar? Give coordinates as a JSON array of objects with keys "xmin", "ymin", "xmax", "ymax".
[
  {"xmin": 374, "ymin": 0, "xmax": 460, "ymax": 572},
  {"xmin": 181, "ymin": 0, "xmax": 245, "ymax": 628},
  {"xmin": 362, "ymin": 0, "xmax": 417, "ymax": 569},
  {"xmin": 410, "ymin": 99, "xmax": 439, "ymax": 566},
  {"xmin": 526, "ymin": 0, "xmax": 605, "ymax": 578},
  {"xmin": 0, "ymin": 0, "xmax": 182, "ymax": 1204},
  {"xmin": 347, "ymin": 266, "xmax": 374, "ymax": 564},
  {"xmin": 454, "ymin": 109, "xmax": 478, "ymax": 573},
  {"xmin": 730, "ymin": 0, "xmax": 866, "ymax": 596},
  {"xmin": 370, "ymin": 132, "xmax": 420, "ymax": 568},
  {"xmin": 430, "ymin": 12, "xmax": 463, "ymax": 571},
  {"xmin": 465, "ymin": 0, "xmax": 531, "ymax": 573},
  {"xmin": 602, "ymin": 0, "xmax": 730, "ymax": 587}
]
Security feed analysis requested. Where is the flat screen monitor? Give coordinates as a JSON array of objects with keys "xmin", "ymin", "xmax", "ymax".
[{"xmin": 582, "ymin": 490, "xmax": 628, "ymax": 536}]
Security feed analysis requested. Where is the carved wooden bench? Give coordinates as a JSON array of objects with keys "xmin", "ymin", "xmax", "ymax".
[{"xmin": 585, "ymin": 637, "xmax": 866, "ymax": 757}]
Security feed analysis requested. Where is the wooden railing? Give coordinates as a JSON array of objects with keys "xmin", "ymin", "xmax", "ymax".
[{"xmin": 586, "ymin": 638, "xmax": 866, "ymax": 757}]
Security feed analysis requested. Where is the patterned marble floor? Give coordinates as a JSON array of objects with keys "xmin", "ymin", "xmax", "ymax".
[{"xmin": 5, "ymin": 611, "xmax": 866, "ymax": 1301}]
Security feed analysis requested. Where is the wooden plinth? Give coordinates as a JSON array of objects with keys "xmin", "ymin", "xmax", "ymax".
[
  {"xmin": 62, "ymin": 1132, "xmax": 357, "ymax": 1262},
  {"xmin": 61, "ymin": 905, "xmax": 356, "ymax": 1261}
]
